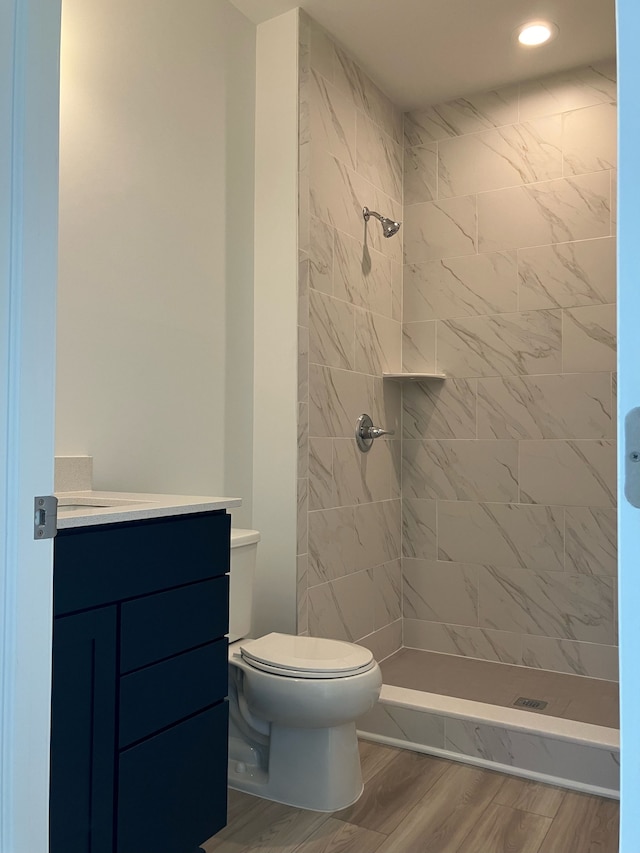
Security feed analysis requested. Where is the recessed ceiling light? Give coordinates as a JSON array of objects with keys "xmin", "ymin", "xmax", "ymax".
[{"xmin": 517, "ymin": 20, "xmax": 558, "ymax": 47}]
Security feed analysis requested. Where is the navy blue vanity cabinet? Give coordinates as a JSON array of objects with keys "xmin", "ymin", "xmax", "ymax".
[{"xmin": 50, "ymin": 511, "xmax": 231, "ymax": 853}]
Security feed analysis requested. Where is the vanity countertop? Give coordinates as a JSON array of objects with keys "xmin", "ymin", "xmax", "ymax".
[{"xmin": 55, "ymin": 490, "xmax": 241, "ymax": 530}]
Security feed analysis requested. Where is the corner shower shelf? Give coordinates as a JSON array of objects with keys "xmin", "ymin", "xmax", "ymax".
[{"xmin": 382, "ymin": 372, "xmax": 446, "ymax": 382}]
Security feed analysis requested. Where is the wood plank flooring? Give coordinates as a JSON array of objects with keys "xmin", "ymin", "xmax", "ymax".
[{"xmin": 203, "ymin": 741, "xmax": 619, "ymax": 853}]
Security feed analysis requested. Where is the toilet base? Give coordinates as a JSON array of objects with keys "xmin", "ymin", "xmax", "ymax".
[{"xmin": 228, "ymin": 720, "xmax": 364, "ymax": 812}]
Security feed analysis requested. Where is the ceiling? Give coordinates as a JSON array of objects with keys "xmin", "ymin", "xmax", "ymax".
[{"xmin": 229, "ymin": 0, "xmax": 616, "ymax": 110}]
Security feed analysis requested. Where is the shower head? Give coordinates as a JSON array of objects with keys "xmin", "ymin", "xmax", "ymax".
[{"xmin": 363, "ymin": 206, "xmax": 401, "ymax": 238}]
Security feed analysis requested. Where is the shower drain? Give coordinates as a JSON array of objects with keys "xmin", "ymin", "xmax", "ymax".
[{"xmin": 514, "ymin": 696, "xmax": 548, "ymax": 710}]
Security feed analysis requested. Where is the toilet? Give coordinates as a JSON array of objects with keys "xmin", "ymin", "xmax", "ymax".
[{"xmin": 227, "ymin": 529, "xmax": 382, "ymax": 812}]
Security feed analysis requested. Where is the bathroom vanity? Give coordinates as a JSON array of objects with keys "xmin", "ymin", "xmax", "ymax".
[{"xmin": 50, "ymin": 492, "xmax": 240, "ymax": 853}]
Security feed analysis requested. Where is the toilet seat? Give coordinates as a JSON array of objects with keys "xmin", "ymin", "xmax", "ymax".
[{"xmin": 239, "ymin": 632, "xmax": 375, "ymax": 679}]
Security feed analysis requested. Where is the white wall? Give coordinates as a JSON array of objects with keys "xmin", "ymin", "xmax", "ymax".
[
  {"xmin": 251, "ymin": 9, "xmax": 299, "ymax": 636},
  {"xmin": 56, "ymin": 0, "xmax": 256, "ymax": 524}
]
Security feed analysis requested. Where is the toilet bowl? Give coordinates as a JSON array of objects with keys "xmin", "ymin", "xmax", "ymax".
[{"xmin": 227, "ymin": 530, "xmax": 382, "ymax": 811}]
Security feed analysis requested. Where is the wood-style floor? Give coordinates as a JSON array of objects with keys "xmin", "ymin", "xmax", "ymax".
[{"xmin": 203, "ymin": 740, "xmax": 619, "ymax": 853}]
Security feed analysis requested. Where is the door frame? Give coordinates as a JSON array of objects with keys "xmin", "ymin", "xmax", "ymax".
[
  {"xmin": 0, "ymin": 0, "xmax": 61, "ymax": 851},
  {"xmin": 617, "ymin": 2, "xmax": 640, "ymax": 849},
  {"xmin": 1, "ymin": 1, "xmax": 639, "ymax": 852}
]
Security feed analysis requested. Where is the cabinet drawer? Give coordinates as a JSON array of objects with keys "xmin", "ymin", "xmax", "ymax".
[
  {"xmin": 119, "ymin": 639, "xmax": 228, "ymax": 748},
  {"xmin": 120, "ymin": 575, "xmax": 228, "ymax": 673},
  {"xmin": 117, "ymin": 702, "xmax": 228, "ymax": 853},
  {"xmin": 54, "ymin": 511, "xmax": 230, "ymax": 616}
]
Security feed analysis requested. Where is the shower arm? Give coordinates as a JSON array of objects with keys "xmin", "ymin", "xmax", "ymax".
[{"xmin": 362, "ymin": 207, "xmax": 382, "ymax": 223}]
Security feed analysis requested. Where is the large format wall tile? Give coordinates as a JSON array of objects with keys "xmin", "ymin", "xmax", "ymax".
[
  {"xmin": 563, "ymin": 304, "xmax": 617, "ymax": 372},
  {"xmin": 354, "ymin": 500, "xmax": 402, "ymax": 571},
  {"xmin": 521, "ymin": 635, "xmax": 618, "ymax": 681},
  {"xmin": 404, "ymin": 87, "xmax": 519, "ymax": 145},
  {"xmin": 402, "ymin": 619, "xmax": 522, "ymax": 664},
  {"xmin": 310, "ymin": 68, "xmax": 356, "ymax": 170},
  {"xmin": 565, "ymin": 506, "xmax": 617, "ymax": 576},
  {"xmin": 437, "ymin": 310, "xmax": 562, "ymax": 378},
  {"xmin": 311, "ymin": 149, "xmax": 402, "ymax": 263},
  {"xmin": 477, "ymin": 172, "xmax": 610, "ymax": 253},
  {"xmin": 309, "ymin": 437, "xmax": 334, "ymax": 510},
  {"xmin": 371, "ymin": 559, "xmax": 402, "ymax": 629},
  {"xmin": 309, "ymin": 364, "xmax": 372, "ymax": 437},
  {"xmin": 403, "ymin": 559, "xmax": 479, "ymax": 626},
  {"xmin": 519, "ymin": 440, "xmax": 616, "ymax": 507},
  {"xmin": 297, "ymin": 554, "xmax": 308, "ymax": 635},
  {"xmin": 404, "ymin": 144, "xmax": 437, "ymax": 205},
  {"xmin": 299, "ymin": 251, "xmax": 310, "ymax": 323},
  {"xmin": 563, "ymin": 103, "xmax": 617, "ymax": 175},
  {"xmin": 298, "ymin": 325, "xmax": 309, "ymax": 402},
  {"xmin": 518, "ymin": 237, "xmax": 616, "ymax": 310},
  {"xmin": 383, "ymin": 438, "xmax": 402, "ymax": 500},
  {"xmin": 308, "ymin": 570, "xmax": 375, "ymax": 642},
  {"xmin": 309, "ymin": 216, "xmax": 334, "ymax": 295},
  {"xmin": 302, "ymin": 36, "xmax": 619, "ymax": 673},
  {"xmin": 297, "ymin": 478, "xmax": 308, "ymax": 556},
  {"xmin": 402, "ymin": 498, "xmax": 437, "ymax": 560},
  {"xmin": 359, "ymin": 619, "xmax": 402, "ymax": 662},
  {"xmin": 333, "ymin": 438, "xmax": 391, "ymax": 505},
  {"xmin": 355, "ymin": 308, "xmax": 401, "ymax": 375},
  {"xmin": 402, "ymin": 440, "xmax": 518, "ymax": 502},
  {"xmin": 402, "ymin": 321, "xmax": 436, "ymax": 372},
  {"xmin": 518, "ymin": 61, "xmax": 617, "ymax": 121},
  {"xmin": 310, "ymin": 149, "xmax": 361, "ymax": 239},
  {"xmin": 308, "ymin": 506, "xmax": 357, "ymax": 585},
  {"xmin": 438, "ymin": 117, "xmax": 562, "ymax": 198},
  {"xmin": 477, "ymin": 373, "xmax": 613, "ymax": 439},
  {"xmin": 333, "ymin": 44, "xmax": 402, "ymax": 144},
  {"xmin": 438, "ymin": 502, "xmax": 565, "ymax": 572},
  {"xmin": 478, "ymin": 565, "xmax": 615, "ymax": 644},
  {"xmin": 309, "ymin": 289, "xmax": 355, "ymax": 370},
  {"xmin": 308, "ymin": 17, "xmax": 334, "ymax": 81},
  {"xmin": 392, "ymin": 61, "xmax": 618, "ymax": 678},
  {"xmin": 298, "ymin": 402, "xmax": 308, "ymax": 478},
  {"xmin": 403, "ymin": 378, "xmax": 477, "ymax": 439},
  {"xmin": 372, "ymin": 375, "xmax": 403, "ymax": 438},
  {"xmin": 404, "ymin": 196, "xmax": 477, "ymax": 263},
  {"xmin": 334, "ymin": 230, "xmax": 393, "ymax": 317},
  {"xmin": 403, "ymin": 252, "xmax": 518, "ymax": 322},
  {"xmin": 356, "ymin": 111, "xmax": 403, "ymax": 202}
]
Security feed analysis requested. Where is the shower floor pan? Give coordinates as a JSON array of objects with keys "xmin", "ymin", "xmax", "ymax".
[{"xmin": 357, "ymin": 648, "xmax": 619, "ymax": 799}]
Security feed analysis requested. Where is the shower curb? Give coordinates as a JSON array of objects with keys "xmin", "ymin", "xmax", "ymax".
[{"xmin": 357, "ymin": 684, "xmax": 619, "ymax": 799}]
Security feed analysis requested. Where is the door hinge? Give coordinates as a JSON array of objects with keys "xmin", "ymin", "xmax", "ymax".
[{"xmin": 34, "ymin": 495, "xmax": 58, "ymax": 539}]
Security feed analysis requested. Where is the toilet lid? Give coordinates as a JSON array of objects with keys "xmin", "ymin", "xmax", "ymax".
[{"xmin": 239, "ymin": 632, "xmax": 375, "ymax": 679}]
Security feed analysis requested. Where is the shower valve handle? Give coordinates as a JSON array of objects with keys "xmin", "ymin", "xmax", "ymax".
[
  {"xmin": 356, "ymin": 413, "xmax": 394, "ymax": 452},
  {"xmin": 368, "ymin": 425, "xmax": 394, "ymax": 439}
]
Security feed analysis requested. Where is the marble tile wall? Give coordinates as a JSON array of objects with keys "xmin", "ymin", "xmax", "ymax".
[
  {"xmin": 401, "ymin": 60, "xmax": 618, "ymax": 681},
  {"xmin": 297, "ymin": 13, "xmax": 403, "ymax": 660}
]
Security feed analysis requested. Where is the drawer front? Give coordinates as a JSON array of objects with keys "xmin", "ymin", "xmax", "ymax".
[
  {"xmin": 117, "ymin": 702, "xmax": 228, "ymax": 853},
  {"xmin": 120, "ymin": 576, "xmax": 228, "ymax": 673},
  {"xmin": 119, "ymin": 639, "xmax": 228, "ymax": 748},
  {"xmin": 54, "ymin": 511, "xmax": 230, "ymax": 616}
]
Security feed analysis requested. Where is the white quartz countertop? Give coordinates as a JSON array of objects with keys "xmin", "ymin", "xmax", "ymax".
[{"xmin": 55, "ymin": 490, "xmax": 241, "ymax": 530}]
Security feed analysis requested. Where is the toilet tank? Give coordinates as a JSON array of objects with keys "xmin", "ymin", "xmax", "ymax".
[{"xmin": 228, "ymin": 528, "xmax": 261, "ymax": 642}]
